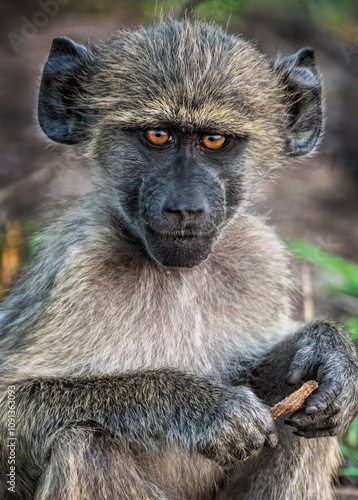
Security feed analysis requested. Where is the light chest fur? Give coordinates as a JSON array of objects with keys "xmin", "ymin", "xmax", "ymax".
[{"xmin": 5, "ymin": 212, "xmax": 292, "ymax": 384}]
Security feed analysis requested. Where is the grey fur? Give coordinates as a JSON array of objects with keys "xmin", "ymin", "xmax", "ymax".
[{"xmin": 0, "ymin": 19, "xmax": 357, "ymax": 500}]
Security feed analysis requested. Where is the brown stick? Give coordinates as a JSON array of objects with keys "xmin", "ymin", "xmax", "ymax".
[
  {"xmin": 269, "ymin": 380, "xmax": 319, "ymax": 419},
  {"xmin": 242, "ymin": 381, "xmax": 318, "ymax": 461}
]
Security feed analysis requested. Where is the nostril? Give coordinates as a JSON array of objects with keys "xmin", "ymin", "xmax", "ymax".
[
  {"xmin": 164, "ymin": 207, "xmax": 205, "ymax": 220},
  {"xmin": 165, "ymin": 207, "xmax": 182, "ymax": 214},
  {"xmin": 186, "ymin": 208, "xmax": 204, "ymax": 216}
]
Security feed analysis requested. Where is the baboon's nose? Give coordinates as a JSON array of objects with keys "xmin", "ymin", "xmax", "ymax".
[{"xmin": 163, "ymin": 206, "xmax": 205, "ymax": 222}]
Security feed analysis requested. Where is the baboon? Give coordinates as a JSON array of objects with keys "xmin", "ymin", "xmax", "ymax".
[{"xmin": 0, "ymin": 18, "xmax": 357, "ymax": 500}]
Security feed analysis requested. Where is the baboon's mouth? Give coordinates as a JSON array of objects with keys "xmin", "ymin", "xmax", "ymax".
[
  {"xmin": 145, "ymin": 225, "xmax": 216, "ymax": 267},
  {"xmin": 143, "ymin": 224, "xmax": 216, "ymax": 267},
  {"xmin": 145, "ymin": 225, "xmax": 213, "ymax": 242}
]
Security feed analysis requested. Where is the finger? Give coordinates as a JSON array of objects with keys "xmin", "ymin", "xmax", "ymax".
[
  {"xmin": 285, "ymin": 353, "xmax": 319, "ymax": 385},
  {"xmin": 285, "ymin": 410, "xmax": 313, "ymax": 428},
  {"xmin": 316, "ymin": 363, "xmax": 327, "ymax": 382},
  {"xmin": 305, "ymin": 400, "xmax": 341, "ymax": 418},
  {"xmin": 293, "ymin": 426, "xmax": 339, "ymax": 438},
  {"xmin": 286, "ymin": 364, "xmax": 309, "ymax": 385},
  {"xmin": 323, "ymin": 403, "xmax": 341, "ymax": 417},
  {"xmin": 285, "ymin": 414, "xmax": 337, "ymax": 430},
  {"xmin": 305, "ymin": 380, "xmax": 342, "ymax": 415},
  {"xmin": 246, "ymin": 434, "xmax": 266, "ymax": 453},
  {"xmin": 265, "ymin": 429, "xmax": 278, "ymax": 449}
]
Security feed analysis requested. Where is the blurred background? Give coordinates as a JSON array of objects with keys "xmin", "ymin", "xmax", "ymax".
[{"xmin": 1, "ymin": 0, "xmax": 357, "ymax": 495}]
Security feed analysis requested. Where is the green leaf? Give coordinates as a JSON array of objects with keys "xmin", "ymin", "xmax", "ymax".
[
  {"xmin": 351, "ymin": 418, "xmax": 358, "ymax": 432},
  {"xmin": 347, "ymin": 318, "xmax": 358, "ymax": 339},
  {"xmin": 286, "ymin": 239, "xmax": 358, "ymax": 288},
  {"xmin": 340, "ymin": 443, "xmax": 358, "ymax": 460},
  {"xmin": 340, "ymin": 466, "xmax": 358, "ymax": 476}
]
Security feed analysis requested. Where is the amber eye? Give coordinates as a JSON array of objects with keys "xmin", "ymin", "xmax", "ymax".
[
  {"xmin": 145, "ymin": 129, "xmax": 171, "ymax": 145},
  {"xmin": 202, "ymin": 134, "xmax": 226, "ymax": 150}
]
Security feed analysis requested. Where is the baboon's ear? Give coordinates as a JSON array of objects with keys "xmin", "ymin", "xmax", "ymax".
[
  {"xmin": 38, "ymin": 38, "xmax": 93, "ymax": 145},
  {"xmin": 275, "ymin": 48, "xmax": 323, "ymax": 156}
]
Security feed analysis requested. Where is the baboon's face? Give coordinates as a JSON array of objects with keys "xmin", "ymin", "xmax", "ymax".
[
  {"xmin": 38, "ymin": 21, "xmax": 322, "ymax": 267},
  {"xmin": 98, "ymin": 125, "xmax": 248, "ymax": 267}
]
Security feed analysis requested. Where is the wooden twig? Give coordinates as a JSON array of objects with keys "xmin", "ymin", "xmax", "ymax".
[
  {"xmin": 242, "ymin": 381, "xmax": 318, "ymax": 461},
  {"xmin": 270, "ymin": 380, "xmax": 319, "ymax": 419}
]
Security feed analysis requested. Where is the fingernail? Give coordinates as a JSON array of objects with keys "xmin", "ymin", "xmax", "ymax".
[
  {"xmin": 286, "ymin": 370, "xmax": 301, "ymax": 385},
  {"xmin": 306, "ymin": 406, "xmax": 318, "ymax": 415},
  {"xmin": 284, "ymin": 420, "xmax": 295, "ymax": 427}
]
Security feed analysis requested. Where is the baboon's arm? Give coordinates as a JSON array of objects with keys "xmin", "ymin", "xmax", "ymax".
[
  {"xmin": 1, "ymin": 368, "xmax": 278, "ymax": 472},
  {"xmin": 247, "ymin": 321, "xmax": 358, "ymax": 438},
  {"xmin": 1, "ymin": 370, "xmax": 219, "ymax": 461}
]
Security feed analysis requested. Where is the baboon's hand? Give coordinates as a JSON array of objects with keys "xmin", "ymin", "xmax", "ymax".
[
  {"xmin": 285, "ymin": 323, "xmax": 358, "ymax": 438},
  {"xmin": 198, "ymin": 386, "xmax": 277, "ymax": 468}
]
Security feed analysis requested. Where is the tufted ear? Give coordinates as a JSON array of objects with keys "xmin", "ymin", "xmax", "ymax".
[
  {"xmin": 275, "ymin": 48, "xmax": 323, "ymax": 157},
  {"xmin": 38, "ymin": 38, "xmax": 94, "ymax": 145}
]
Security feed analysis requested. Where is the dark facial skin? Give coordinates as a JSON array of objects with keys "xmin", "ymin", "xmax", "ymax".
[{"xmin": 99, "ymin": 126, "xmax": 248, "ymax": 267}]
